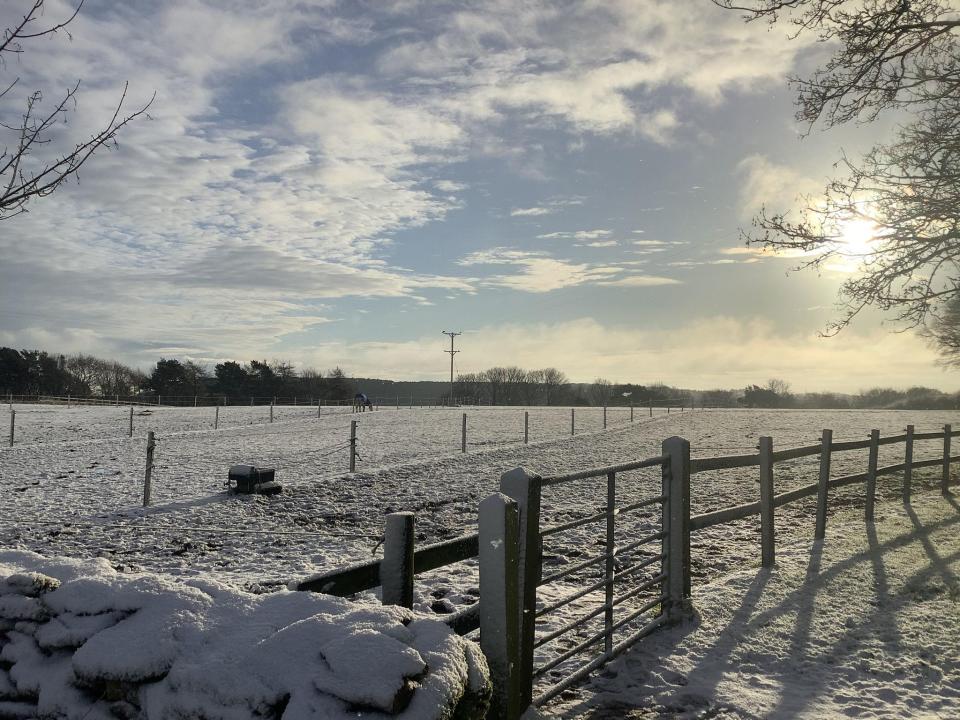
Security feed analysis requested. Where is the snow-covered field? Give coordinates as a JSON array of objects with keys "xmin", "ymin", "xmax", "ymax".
[{"xmin": 1, "ymin": 404, "xmax": 957, "ymax": 715}]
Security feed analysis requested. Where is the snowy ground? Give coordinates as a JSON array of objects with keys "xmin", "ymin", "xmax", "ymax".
[
  {"xmin": 548, "ymin": 487, "xmax": 960, "ymax": 719},
  {"xmin": 2, "ymin": 404, "xmax": 958, "ymax": 715}
]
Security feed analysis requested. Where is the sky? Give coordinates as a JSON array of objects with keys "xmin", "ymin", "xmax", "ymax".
[{"xmin": 0, "ymin": 0, "xmax": 952, "ymax": 392}]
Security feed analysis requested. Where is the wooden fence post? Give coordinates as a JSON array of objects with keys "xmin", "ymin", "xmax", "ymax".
[
  {"xmin": 8, "ymin": 409, "xmax": 14, "ymax": 447},
  {"xmin": 571, "ymin": 408, "xmax": 575, "ymax": 436},
  {"xmin": 759, "ymin": 436, "xmax": 775, "ymax": 567},
  {"xmin": 649, "ymin": 399, "xmax": 653, "ymax": 417},
  {"xmin": 128, "ymin": 406, "xmax": 134, "ymax": 437},
  {"xmin": 462, "ymin": 413, "xmax": 467, "ymax": 453},
  {"xmin": 214, "ymin": 406, "xmax": 219, "ymax": 430},
  {"xmin": 865, "ymin": 429, "xmax": 879, "ymax": 521},
  {"xmin": 317, "ymin": 403, "xmax": 321, "ymax": 418},
  {"xmin": 349, "ymin": 420, "xmax": 357, "ymax": 472},
  {"xmin": 943, "ymin": 424, "xmax": 952, "ymax": 495},
  {"xmin": 270, "ymin": 404, "xmax": 274, "ymax": 424},
  {"xmin": 814, "ymin": 429, "xmax": 832, "ymax": 540},
  {"xmin": 382, "ymin": 513, "xmax": 415, "ymax": 608},
  {"xmin": 524, "ymin": 412, "xmax": 529, "ymax": 444},
  {"xmin": 630, "ymin": 403, "xmax": 634, "ymax": 422},
  {"xmin": 904, "ymin": 424, "xmax": 914, "ymax": 504},
  {"xmin": 143, "ymin": 431, "xmax": 155, "ymax": 507},
  {"xmin": 662, "ymin": 436, "xmax": 691, "ymax": 620},
  {"xmin": 479, "ymin": 492, "xmax": 522, "ymax": 720},
  {"xmin": 603, "ymin": 406, "xmax": 607, "ymax": 429},
  {"xmin": 499, "ymin": 468, "xmax": 541, "ymax": 710}
]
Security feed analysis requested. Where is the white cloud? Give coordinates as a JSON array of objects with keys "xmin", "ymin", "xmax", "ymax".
[
  {"xmin": 295, "ymin": 317, "xmax": 949, "ymax": 392},
  {"xmin": 511, "ymin": 206, "xmax": 554, "ymax": 217},
  {"xmin": 737, "ymin": 154, "xmax": 823, "ymax": 219}
]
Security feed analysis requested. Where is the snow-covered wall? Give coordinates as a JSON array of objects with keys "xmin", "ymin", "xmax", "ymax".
[{"xmin": 0, "ymin": 551, "xmax": 490, "ymax": 719}]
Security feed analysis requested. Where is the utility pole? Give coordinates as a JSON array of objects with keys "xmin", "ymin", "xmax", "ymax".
[{"xmin": 442, "ymin": 330, "xmax": 461, "ymax": 406}]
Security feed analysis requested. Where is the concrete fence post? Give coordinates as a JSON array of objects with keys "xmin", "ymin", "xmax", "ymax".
[
  {"xmin": 349, "ymin": 420, "xmax": 357, "ymax": 472},
  {"xmin": 382, "ymin": 513, "xmax": 415, "ymax": 609},
  {"xmin": 904, "ymin": 424, "xmax": 915, "ymax": 504},
  {"xmin": 865, "ymin": 429, "xmax": 880, "ymax": 521},
  {"xmin": 943, "ymin": 424, "xmax": 952, "ymax": 495},
  {"xmin": 479, "ymin": 492, "xmax": 522, "ymax": 720},
  {"xmin": 143, "ymin": 431, "xmax": 155, "ymax": 507},
  {"xmin": 759, "ymin": 436, "xmax": 774, "ymax": 567},
  {"xmin": 499, "ymin": 468, "xmax": 541, "ymax": 710},
  {"xmin": 814, "ymin": 429, "xmax": 833, "ymax": 540},
  {"xmin": 662, "ymin": 436, "xmax": 691, "ymax": 621}
]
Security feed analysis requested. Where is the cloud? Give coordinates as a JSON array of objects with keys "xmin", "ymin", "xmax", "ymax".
[
  {"xmin": 511, "ymin": 206, "xmax": 554, "ymax": 217},
  {"xmin": 736, "ymin": 154, "xmax": 823, "ymax": 219},
  {"xmin": 294, "ymin": 317, "xmax": 948, "ymax": 392}
]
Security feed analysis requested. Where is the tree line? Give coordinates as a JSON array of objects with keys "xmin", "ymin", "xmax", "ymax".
[{"xmin": 0, "ymin": 348, "xmax": 356, "ymax": 402}]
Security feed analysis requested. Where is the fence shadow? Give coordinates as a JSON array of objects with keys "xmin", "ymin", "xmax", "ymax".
[{"xmin": 577, "ymin": 501, "xmax": 960, "ymax": 719}]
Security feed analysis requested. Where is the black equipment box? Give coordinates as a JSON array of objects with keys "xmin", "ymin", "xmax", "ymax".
[{"xmin": 228, "ymin": 464, "xmax": 282, "ymax": 495}]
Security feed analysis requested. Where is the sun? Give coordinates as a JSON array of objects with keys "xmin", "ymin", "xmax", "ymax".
[{"xmin": 836, "ymin": 218, "xmax": 877, "ymax": 257}]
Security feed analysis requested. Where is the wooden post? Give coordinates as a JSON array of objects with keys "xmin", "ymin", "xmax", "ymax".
[
  {"xmin": 143, "ymin": 431, "xmax": 155, "ymax": 507},
  {"xmin": 193, "ymin": 395, "xmax": 197, "ymax": 407},
  {"xmin": 214, "ymin": 406, "xmax": 219, "ymax": 430},
  {"xmin": 571, "ymin": 408, "xmax": 575, "ymax": 436},
  {"xmin": 396, "ymin": 395, "xmax": 400, "ymax": 409},
  {"xmin": 649, "ymin": 399, "xmax": 653, "ymax": 417},
  {"xmin": 630, "ymin": 403, "xmax": 634, "ymax": 422},
  {"xmin": 8, "ymin": 409, "xmax": 14, "ymax": 447},
  {"xmin": 349, "ymin": 420, "xmax": 357, "ymax": 472},
  {"xmin": 662, "ymin": 436, "xmax": 691, "ymax": 620},
  {"xmin": 603, "ymin": 406, "xmax": 607, "ymax": 429},
  {"xmin": 250, "ymin": 396, "xmax": 254, "ymax": 406},
  {"xmin": 865, "ymin": 429, "xmax": 880, "ymax": 521},
  {"xmin": 524, "ymin": 411, "xmax": 529, "ymax": 444},
  {"xmin": 317, "ymin": 403, "xmax": 321, "ymax": 418},
  {"xmin": 128, "ymin": 406, "xmax": 134, "ymax": 437},
  {"xmin": 499, "ymin": 468, "xmax": 541, "ymax": 709},
  {"xmin": 462, "ymin": 413, "xmax": 467, "ymax": 453},
  {"xmin": 904, "ymin": 424, "xmax": 914, "ymax": 504},
  {"xmin": 943, "ymin": 424, "xmax": 952, "ymax": 495},
  {"xmin": 604, "ymin": 471, "xmax": 616, "ymax": 654},
  {"xmin": 814, "ymin": 429, "xmax": 832, "ymax": 540},
  {"xmin": 479, "ymin": 492, "xmax": 521, "ymax": 720},
  {"xmin": 270, "ymin": 404, "xmax": 274, "ymax": 424},
  {"xmin": 667, "ymin": 406, "xmax": 670, "ymax": 414},
  {"xmin": 156, "ymin": 395, "xmax": 160, "ymax": 406},
  {"xmin": 759, "ymin": 436, "xmax": 774, "ymax": 567},
  {"xmin": 382, "ymin": 513, "xmax": 415, "ymax": 609}
]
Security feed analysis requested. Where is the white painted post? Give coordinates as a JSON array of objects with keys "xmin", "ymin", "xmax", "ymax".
[
  {"xmin": 128, "ymin": 406, "xmax": 134, "ymax": 437},
  {"xmin": 462, "ymin": 413, "xmax": 467, "ymax": 453},
  {"xmin": 865, "ymin": 429, "xmax": 879, "ymax": 522},
  {"xmin": 479, "ymin": 492, "xmax": 522, "ymax": 720},
  {"xmin": 904, "ymin": 424, "xmax": 914, "ymax": 504},
  {"xmin": 499, "ymin": 468, "xmax": 541, "ymax": 710},
  {"xmin": 759, "ymin": 436, "xmax": 774, "ymax": 567},
  {"xmin": 524, "ymin": 411, "xmax": 529, "ymax": 444},
  {"xmin": 943, "ymin": 424, "xmax": 952, "ymax": 495},
  {"xmin": 143, "ymin": 431, "xmax": 155, "ymax": 507},
  {"xmin": 571, "ymin": 408, "xmax": 575, "ymax": 436},
  {"xmin": 662, "ymin": 437, "xmax": 691, "ymax": 621},
  {"xmin": 214, "ymin": 406, "xmax": 219, "ymax": 430},
  {"xmin": 8, "ymin": 409, "xmax": 14, "ymax": 447},
  {"xmin": 396, "ymin": 395, "xmax": 400, "ymax": 409},
  {"xmin": 382, "ymin": 512, "xmax": 415, "ymax": 608},
  {"xmin": 814, "ymin": 429, "xmax": 832, "ymax": 540},
  {"xmin": 349, "ymin": 420, "xmax": 357, "ymax": 472}
]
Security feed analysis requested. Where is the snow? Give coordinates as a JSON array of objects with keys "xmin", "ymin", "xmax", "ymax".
[
  {"xmin": 0, "ymin": 550, "xmax": 490, "ymax": 718},
  {"xmin": 543, "ymin": 489, "xmax": 960, "ymax": 718}
]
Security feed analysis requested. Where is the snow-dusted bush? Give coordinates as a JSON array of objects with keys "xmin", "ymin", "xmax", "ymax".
[{"xmin": 0, "ymin": 551, "xmax": 490, "ymax": 719}]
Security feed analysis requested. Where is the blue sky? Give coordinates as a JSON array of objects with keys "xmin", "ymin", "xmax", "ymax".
[{"xmin": 0, "ymin": 0, "xmax": 951, "ymax": 391}]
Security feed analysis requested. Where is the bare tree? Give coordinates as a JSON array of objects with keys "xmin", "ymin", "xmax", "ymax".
[
  {"xmin": 588, "ymin": 378, "xmax": 613, "ymax": 407},
  {"xmin": 716, "ymin": 0, "xmax": 960, "ymax": 346},
  {"xmin": 540, "ymin": 367, "xmax": 567, "ymax": 405},
  {"xmin": 1, "ymin": 0, "xmax": 152, "ymax": 220}
]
